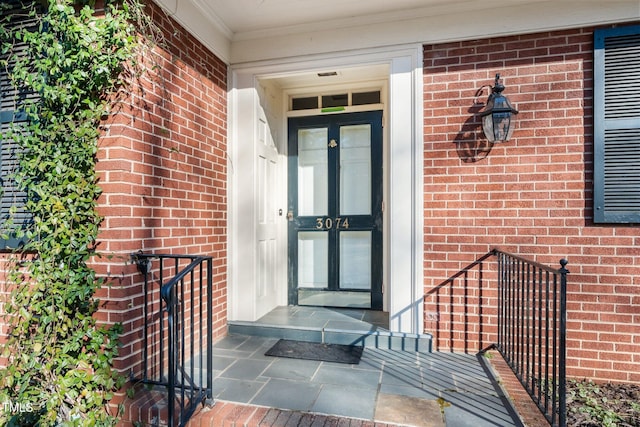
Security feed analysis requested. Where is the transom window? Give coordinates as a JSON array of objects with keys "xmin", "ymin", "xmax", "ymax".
[{"xmin": 290, "ymin": 90, "xmax": 381, "ymax": 112}]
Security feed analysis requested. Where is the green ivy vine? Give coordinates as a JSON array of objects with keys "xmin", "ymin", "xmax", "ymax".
[{"xmin": 0, "ymin": 0, "xmax": 149, "ymax": 425}]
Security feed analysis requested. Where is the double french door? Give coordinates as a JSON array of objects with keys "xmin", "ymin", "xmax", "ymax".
[{"xmin": 288, "ymin": 111, "xmax": 383, "ymax": 309}]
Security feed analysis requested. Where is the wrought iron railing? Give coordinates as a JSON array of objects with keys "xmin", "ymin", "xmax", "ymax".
[
  {"xmin": 493, "ymin": 249, "xmax": 568, "ymax": 427},
  {"xmin": 131, "ymin": 253, "xmax": 214, "ymax": 427}
]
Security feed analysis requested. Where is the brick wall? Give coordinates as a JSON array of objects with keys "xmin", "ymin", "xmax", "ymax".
[
  {"xmin": 423, "ymin": 26, "xmax": 640, "ymax": 383},
  {"xmin": 92, "ymin": 0, "xmax": 228, "ymax": 379}
]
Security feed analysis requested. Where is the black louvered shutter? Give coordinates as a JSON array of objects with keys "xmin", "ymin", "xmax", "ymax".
[
  {"xmin": 594, "ymin": 25, "xmax": 640, "ymax": 223},
  {"xmin": 1, "ymin": 0, "xmax": 37, "ymax": 249}
]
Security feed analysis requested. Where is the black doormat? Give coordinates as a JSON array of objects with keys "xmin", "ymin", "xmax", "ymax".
[{"xmin": 265, "ymin": 339, "xmax": 363, "ymax": 364}]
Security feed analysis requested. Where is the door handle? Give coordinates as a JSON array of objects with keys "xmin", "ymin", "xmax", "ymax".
[{"xmin": 287, "ymin": 211, "xmax": 294, "ymax": 221}]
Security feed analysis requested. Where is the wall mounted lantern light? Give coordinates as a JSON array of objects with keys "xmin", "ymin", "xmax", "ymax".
[{"xmin": 479, "ymin": 73, "xmax": 518, "ymax": 143}]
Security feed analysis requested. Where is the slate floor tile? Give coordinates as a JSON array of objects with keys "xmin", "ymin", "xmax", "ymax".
[
  {"xmin": 220, "ymin": 358, "xmax": 272, "ymax": 381},
  {"xmin": 250, "ymin": 378, "xmax": 321, "ymax": 411},
  {"xmin": 311, "ymin": 384, "xmax": 377, "ymax": 419}
]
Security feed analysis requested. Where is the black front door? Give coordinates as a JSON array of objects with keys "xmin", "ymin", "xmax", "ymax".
[{"xmin": 288, "ymin": 111, "xmax": 383, "ymax": 310}]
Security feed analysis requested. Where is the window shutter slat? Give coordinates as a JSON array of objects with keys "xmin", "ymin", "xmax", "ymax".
[
  {"xmin": 604, "ymin": 35, "xmax": 640, "ymax": 119},
  {"xmin": 594, "ymin": 25, "xmax": 640, "ymax": 223},
  {"xmin": 603, "ymin": 130, "xmax": 640, "ymax": 211}
]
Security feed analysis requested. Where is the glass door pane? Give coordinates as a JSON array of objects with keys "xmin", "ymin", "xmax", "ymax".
[
  {"xmin": 340, "ymin": 124, "xmax": 371, "ymax": 215},
  {"xmin": 298, "ymin": 128, "xmax": 328, "ymax": 216},
  {"xmin": 297, "ymin": 231, "xmax": 328, "ymax": 288},
  {"xmin": 339, "ymin": 231, "xmax": 371, "ymax": 290}
]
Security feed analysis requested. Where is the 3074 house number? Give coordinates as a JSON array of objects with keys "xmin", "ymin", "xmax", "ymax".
[{"xmin": 315, "ymin": 217, "xmax": 350, "ymax": 230}]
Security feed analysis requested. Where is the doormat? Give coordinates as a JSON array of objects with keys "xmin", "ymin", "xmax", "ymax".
[{"xmin": 265, "ymin": 339, "xmax": 363, "ymax": 364}]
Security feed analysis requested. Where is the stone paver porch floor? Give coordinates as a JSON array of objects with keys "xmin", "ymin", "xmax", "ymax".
[{"xmin": 204, "ymin": 306, "xmax": 524, "ymax": 427}]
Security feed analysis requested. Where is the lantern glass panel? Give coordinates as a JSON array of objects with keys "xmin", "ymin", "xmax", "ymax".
[
  {"xmin": 482, "ymin": 111, "xmax": 513, "ymax": 142},
  {"xmin": 493, "ymin": 112, "xmax": 512, "ymax": 142},
  {"xmin": 482, "ymin": 113, "xmax": 494, "ymax": 141}
]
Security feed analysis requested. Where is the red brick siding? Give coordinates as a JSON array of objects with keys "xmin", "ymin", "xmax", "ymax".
[
  {"xmin": 92, "ymin": 1, "xmax": 228, "ymax": 379},
  {"xmin": 423, "ymin": 26, "xmax": 640, "ymax": 382}
]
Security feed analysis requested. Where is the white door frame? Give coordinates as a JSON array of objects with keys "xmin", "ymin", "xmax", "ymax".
[{"xmin": 228, "ymin": 45, "xmax": 424, "ymax": 334}]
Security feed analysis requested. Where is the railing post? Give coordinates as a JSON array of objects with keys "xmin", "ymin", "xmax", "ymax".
[
  {"xmin": 206, "ymin": 257, "xmax": 214, "ymax": 404},
  {"xmin": 162, "ymin": 281, "xmax": 177, "ymax": 427},
  {"xmin": 558, "ymin": 259, "xmax": 569, "ymax": 427}
]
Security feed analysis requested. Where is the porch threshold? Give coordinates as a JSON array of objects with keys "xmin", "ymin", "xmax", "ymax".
[{"xmin": 228, "ymin": 306, "xmax": 432, "ymax": 353}]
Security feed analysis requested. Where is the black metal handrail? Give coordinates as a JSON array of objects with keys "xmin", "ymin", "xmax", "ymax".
[
  {"xmin": 493, "ymin": 249, "xmax": 568, "ymax": 427},
  {"xmin": 131, "ymin": 253, "xmax": 214, "ymax": 427}
]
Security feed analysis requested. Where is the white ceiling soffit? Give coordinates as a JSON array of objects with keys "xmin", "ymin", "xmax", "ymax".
[
  {"xmin": 154, "ymin": 0, "xmax": 640, "ymax": 65},
  {"xmin": 262, "ymin": 63, "xmax": 391, "ymax": 91}
]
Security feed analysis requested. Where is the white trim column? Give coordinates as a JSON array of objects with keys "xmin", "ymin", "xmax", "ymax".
[
  {"xmin": 388, "ymin": 51, "xmax": 424, "ymax": 334},
  {"xmin": 228, "ymin": 71, "xmax": 259, "ymax": 321}
]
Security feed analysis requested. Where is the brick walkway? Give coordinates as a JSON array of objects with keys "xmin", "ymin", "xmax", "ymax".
[
  {"xmin": 121, "ymin": 387, "xmax": 405, "ymax": 427},
  {"xmin": 190, "ymin": 401, "xmax": 403, "ymax": 427}
]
